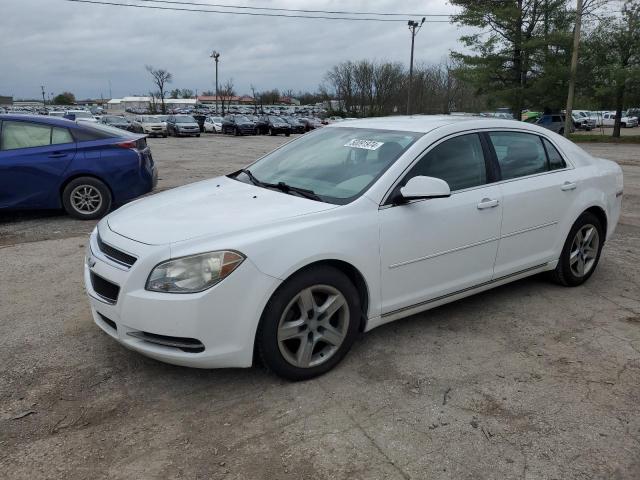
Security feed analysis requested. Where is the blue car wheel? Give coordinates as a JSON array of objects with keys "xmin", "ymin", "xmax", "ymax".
[{"xmin": 62, "ymin": 176, "xmax": 112, "ymax": 220}]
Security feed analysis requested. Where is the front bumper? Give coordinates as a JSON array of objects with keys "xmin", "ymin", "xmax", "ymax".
[{"xmin": 84, "ymin": 226, "xmax": 280, "ymax": 368}]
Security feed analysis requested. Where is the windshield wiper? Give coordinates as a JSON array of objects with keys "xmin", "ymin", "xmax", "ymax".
[
  {"xmin": 272, "ymin": 182, "xmax": 322, "ymax": 201},
  {"xmin": 236, "ymin": 169, "xmax": 322, "ymax": 202},
  {"xmin": 238, "ymin": 168, "xmax": 266, "ymax": 187}
]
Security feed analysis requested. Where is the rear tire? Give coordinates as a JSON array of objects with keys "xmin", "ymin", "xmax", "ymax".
[
  {"xmin": 257, "ymin": 266, "xmax": 361, "ymax": 381},
  {"xmin": 62, "ymin": 176, "xmax": 112, "ymax": 220},
  {"xmin": 550, "ymin": 211, "xmax": 604, "ymax": 287}
]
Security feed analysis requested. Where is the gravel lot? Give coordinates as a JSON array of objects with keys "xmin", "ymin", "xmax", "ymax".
[{"xmin": 1, "ymin": 133, "xmax": 639, "ymax": 479}]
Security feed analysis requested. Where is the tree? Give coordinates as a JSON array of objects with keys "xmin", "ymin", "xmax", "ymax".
[
  {"xmin": 582, "ymin": 1, "xmax": 640, "ymax": 137},
  {"xmin": 53, "ymin": 91, "xmax": 75, "ymax": 105},
  {"xmin": 451, "ymin": 0, "xmax": 573, "ymax": 118},
  {"xmin": 169, "ymin": 88, "xmax": 181, "ymax": 99},
  {"xmin": 146, "ymin": 65, "xmax": 172, "ymax": 114},
  {"xmin": 219, "ymin": 79, "xmax": 235, "ymax": 115},
  {"xmin": 180, "ymin": 88, "xmax": 194, "ymax": 99}
]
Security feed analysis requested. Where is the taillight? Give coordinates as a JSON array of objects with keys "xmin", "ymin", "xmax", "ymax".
[{"xmin": 116, "ymin": 140, "xmax": 137, "ymax": 149}]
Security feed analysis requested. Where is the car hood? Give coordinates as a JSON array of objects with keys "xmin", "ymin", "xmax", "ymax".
[
  {"xmin": 176, "ymin": 122, "xmax": 199, "ymax": 127},
  {"xmin": 142, "ymin": 122, "xmax": 165, "ymax": 127},
  {"xmin": 107, "ymin": 176, "xmax": 337, "ymax": 245}
]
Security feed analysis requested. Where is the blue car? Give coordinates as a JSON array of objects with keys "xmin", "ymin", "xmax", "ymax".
[{"xmin": 0, "ymin": 114, "xmax": 157, "ymax": 219}]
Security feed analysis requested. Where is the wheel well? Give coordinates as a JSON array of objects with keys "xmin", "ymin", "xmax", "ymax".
[
  {"xmin": 288, "ymin": 260, "xmax": 370, "ymax": 331},
  {"xmin": 59, "ymin": 174, "xmax": 113, "ymax": 204},
  {"xmin": 584, "ymin": 206, "xmax": 607, "ymax": 239}
]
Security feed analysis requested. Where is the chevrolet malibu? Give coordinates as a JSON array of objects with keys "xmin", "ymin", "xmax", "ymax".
[{"xmin": 85, "ymin": 116, "xmax": 623, "ymax": 380}]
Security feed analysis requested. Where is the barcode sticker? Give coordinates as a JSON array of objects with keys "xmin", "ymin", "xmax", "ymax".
[{"xmin": 344, "ymin": 139, "xmax": 384, "ymax": 150}]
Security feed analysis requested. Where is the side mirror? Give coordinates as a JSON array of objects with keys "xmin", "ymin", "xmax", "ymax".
[{"xmin": 398, "ymin": 176, "xmax": 451, "ymax": 202}]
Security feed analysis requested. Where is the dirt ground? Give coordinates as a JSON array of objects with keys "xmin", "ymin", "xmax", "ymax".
[{"xmin": 1, "ymin": 133, "xmax": 639, "ymax": 480}]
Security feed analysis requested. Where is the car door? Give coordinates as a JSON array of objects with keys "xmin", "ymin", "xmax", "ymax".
[
  {"xmin": 0, "ymin": 119, "xmax": 76, "ymax": 209},
  {"xmin": 487, "ymin": 131, "xmax": 576, "ymax": 277},
  {"xmin": 379, "ymin": 133, "xmax": 503, "ymax": 315}
]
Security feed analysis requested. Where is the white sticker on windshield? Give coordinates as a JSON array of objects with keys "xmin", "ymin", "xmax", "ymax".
[{"xmin": 344, "ymin": 139, "xmax": 384, "ymax": 150}]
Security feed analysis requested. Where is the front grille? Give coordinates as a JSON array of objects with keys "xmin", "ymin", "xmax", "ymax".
[
  {"xmin": 126, "ymin": 331, "xmax": 205, "ymax": 353},
  {"xmin": 90, "ymin": 272, "xmax": 120, "ymax": 304},
  {"xmin": 97, "ymin": 234, "xmax": 137, "ymax": 267}
]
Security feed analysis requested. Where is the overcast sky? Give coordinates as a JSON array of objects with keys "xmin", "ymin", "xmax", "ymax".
[{"xmin": 1, "ymin": 0, "xmax": 470, "ymax": 100}]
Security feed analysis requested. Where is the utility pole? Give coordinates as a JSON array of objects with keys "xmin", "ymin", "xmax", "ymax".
[
  {"xmin": 41, "ymin": 85, "xmax": 46, "ymax": 107},
  {"xmin": 210, "ymin": 51, "xmax": 220, "ymax": 114},
  {"xmin": 564, "ymin": 0, "xmax": 583, "ymax": 137},
  {"xmin": 406, "ymin": 17, "xmax": 425, "ymax": 115},
  {"xmin": 108, "ymin": 79, "xmax": 112, "ymax": 99}
]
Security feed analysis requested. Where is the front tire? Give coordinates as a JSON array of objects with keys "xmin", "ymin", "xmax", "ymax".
[
  {"xmin": 257, "ymin": 266, "xmax": 361, "ymax": 381},
  {"xmin": 62, "ymin": 176, "xmax": 112, "ymax": 220},
  {"xmin": 551, "ymin": 211, "xmax": 604, "ymax": 286}
]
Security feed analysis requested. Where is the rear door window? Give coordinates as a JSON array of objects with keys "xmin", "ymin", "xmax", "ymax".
[
  {"xmin": 488, "ymin": 132, "xmax": 548, "ymax": 180},
  {"xmin": 52, "ymin": 127, "xmax": 74, "ymax": 145},
  {"xmin": 1, "ymin": 121, "xmax": 51, "ymax": 150},
  {"xmin": 542, "ymin": 138, "xmax": 566, "ymax": 170}
]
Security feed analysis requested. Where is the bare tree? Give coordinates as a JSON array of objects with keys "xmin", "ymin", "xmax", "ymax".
[
  {"xmin": 219, "ymin": 78, "xmax": 235, "ymax": 115},
  {"xmin": 145, "ymin": 65, "xmax": 172, "ymax": 114}
]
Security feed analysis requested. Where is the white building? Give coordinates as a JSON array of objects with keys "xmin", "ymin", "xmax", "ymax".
[{"xmin": 107, "ymin": 96, "xmax": 198, "ymax": 112}]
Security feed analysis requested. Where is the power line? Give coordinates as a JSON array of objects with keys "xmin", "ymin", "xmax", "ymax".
[
  {"xmin": 61, "ymin": 0, "xmax": 454, "ymax": 22},
  {"xmin": 121, "ymin": 0, "xmax": 453, "ymax": 17}
]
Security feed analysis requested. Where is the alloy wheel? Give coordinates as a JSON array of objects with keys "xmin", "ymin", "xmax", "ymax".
[
  {"xmin": 277, "ymin": 285, "xmax": 350, "ymax": 368},
  {"xmin": 70, "ymin": 185, "xmax": 103, "ymax": 215},
  {"xmin": 569, "ymin": 224, "xmax": 600, "ymax": 277}
]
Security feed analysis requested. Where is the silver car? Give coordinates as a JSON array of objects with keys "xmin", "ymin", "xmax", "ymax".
[
  {"xmin": 132, "ymin": 115, "xmax": 168, "ymax": 137},
  {"xmin": 166, "ymin": 115, "xmax": 201, "ymax": 137}
]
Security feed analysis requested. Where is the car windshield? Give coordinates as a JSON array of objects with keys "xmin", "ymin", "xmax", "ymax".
[
  {"xmin": 73, "ymin": 111, "xmax": 92, "ymax": 118},
  {"xmin": 235, "ymin": 116, "xmax": 250, "ymax": 122},
  {"xmin": 270, "ymin": 116, "xmax": 286, "ymax": 124},
  {"xmin": 175, "ymin": 116, "xmax": 196, "ymax": 123},
  {"xmin": 211, "ymin": 117, "xmax": 222, "ymax": 122},
  {"xmin": 234, "ymin": 127, "xmax": 422, "ymax": 204},
  {"xmin": 106, "ymin": 116, "xmax": 126, "ymax": 122},
  {"xmin": 142, "ymin": 116, "xmax": 161, "ymax": 122}
]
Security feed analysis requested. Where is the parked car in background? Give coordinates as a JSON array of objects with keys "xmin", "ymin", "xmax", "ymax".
[
  {"xmin": 83, "ymin": 116, "xmax": 622, "ymax": 380},
  {"xmin": 602, "ymin": 111, "xmax": 638, "ymax": 128},
  {"xmin": 221, "ymin": 115, "xmax": 257, "ymax": 136},
  {"xmin": 0, "ymin": 114, "xmax": 157, "ymax": 219},
  {"xmin": 536, "ymin": 114, "xmax": 574, "ymax": 134},
  {"xmin": 131, "ymin": 115, "xmax": 168, "ymax": 137},
  {"xmin": 48, "ymin": 111, "xmax": 66, "ymax": 118},
  {"xmin": 166, "ymin": 115, "xmax": 201, "ymax": 137},
  {"xmin": 64, "ymin": 110, "xmax": 98, "ymax": 123},
  {"xmin": 204, "ymin": 116, "xmax": 223, "ymax": 133},
  {"xmin": 256, "ymin": 115, "xmax": 291, "ymax": 136},
  {"xmin": 101, "ymin": 115, "xmax": 134, "ymax": 132},
  {"xmin": 283, "ymin": 116, "xmax": 305, "ymax": 134},
  {"xmin": 571, "ymin": 112, "xmax": 595, "ymax": 131},
  {"xmin": 299, "ymin": 117, "xmax": 323, "ymax": 132}
]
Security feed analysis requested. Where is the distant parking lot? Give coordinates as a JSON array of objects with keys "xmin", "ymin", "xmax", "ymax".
[{"xmin": 1, "ymin": 135, "xmax": 639, "ymax": 479}]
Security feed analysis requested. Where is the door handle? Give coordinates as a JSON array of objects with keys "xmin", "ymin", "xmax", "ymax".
[
  {"xmin": 477, "ymin": 198, "xmax": 499, "ymax": 210},
  {"xmin": 561, "ymin": 181, "xmax": 577, "ymax": 191},
  {"xmin": 48, "ymin": 152, "xmax": 67, "ymax": 158}
]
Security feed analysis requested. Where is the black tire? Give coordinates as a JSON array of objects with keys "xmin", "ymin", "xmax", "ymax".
[
  {"xmin": 62, "ymin": 176, "xmax": 112, "ymax": 220},
  {"xmin": 235, "ymin": 127, "xmax": 241, "ymax": 136},
  {"xmin": 257, "ymin": 266, "xmax": 361, "ymax": 381},
  {"xmin": 196, "ymin": 134, "xmax": 200, "ymax": 137},
  {"xmin": 163, "ymin": 134, "xmax": 167, "ymax": 138},
  {"xmin": 550, "ymin": 211, "xmax": 604, "ymax": 287},
  {"xmin": 269, "ymin": 128, "xmax": 275, "ymax": 136},
  {"xmin": 285, "ymin": 132, "xmax": 290, "ymax": 137}
]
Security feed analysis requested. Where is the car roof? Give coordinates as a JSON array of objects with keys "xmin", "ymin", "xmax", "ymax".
[
  {"xmin": 0, "ymin": 113, "xmax": 79, "ymax": 128},
  {"xmin": 327, "ymin": 115, "xmax": 558, "ymax": 134}
]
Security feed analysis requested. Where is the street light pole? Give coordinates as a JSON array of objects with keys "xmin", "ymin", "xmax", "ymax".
[
  {"xmin": 41, "ymin": 85, "xmax": 46, "ymax": 107},
  {"xmin": 210, "ymin": 51, "xmax": 220, "ymax": 114},
  {"xmin": 406, "ymin": 17, "xmax": 425, "ymax": 116}
]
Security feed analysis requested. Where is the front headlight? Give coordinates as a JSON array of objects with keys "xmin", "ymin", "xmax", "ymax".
[{"xmin": 146, "ymin": 250, "xmax": 245, "ymax": 293}]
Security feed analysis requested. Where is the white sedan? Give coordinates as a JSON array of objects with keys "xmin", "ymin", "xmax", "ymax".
[
  {"xmin": 204, "ymin": 116, "xmax": 223, "ymax": 133},
  {"xmin": 84, "ymin": 116, "xmax": 623, "ymax": 380}
]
